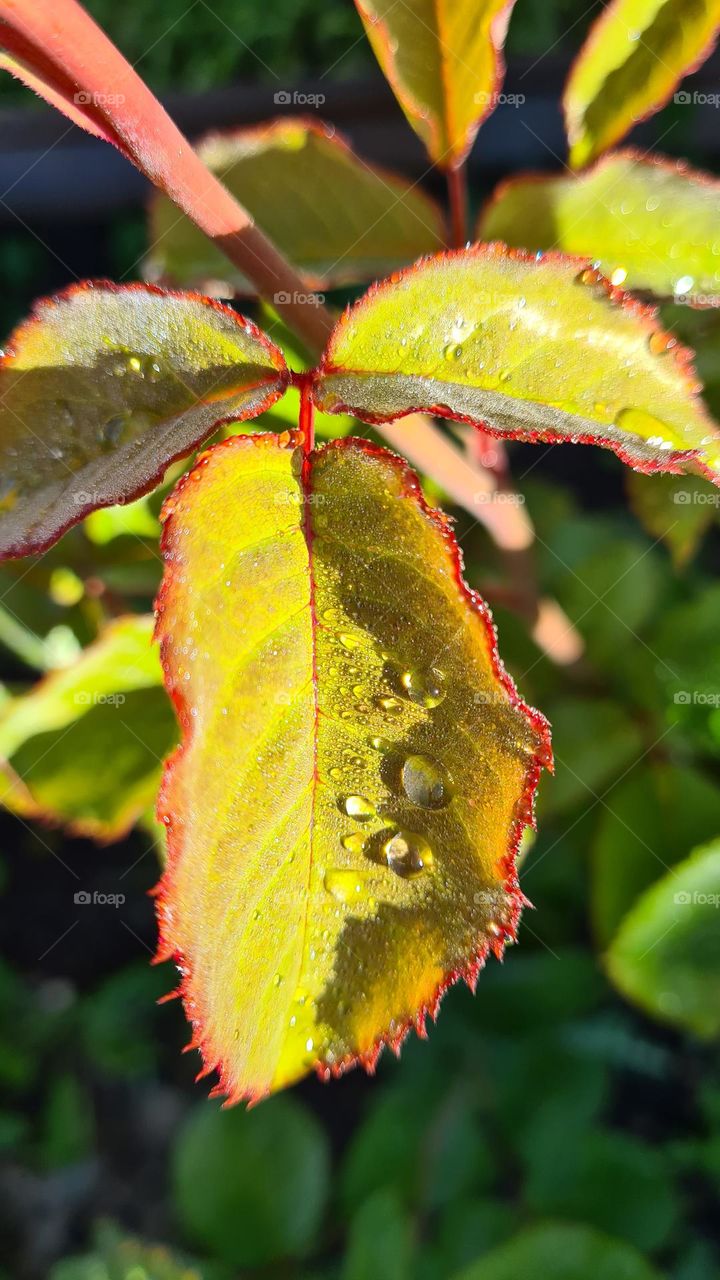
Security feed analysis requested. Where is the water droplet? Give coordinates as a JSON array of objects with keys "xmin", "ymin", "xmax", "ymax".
[
  {"xmin": 648, "ymin": 331, "xmax": 677, "ymax": 356},
  {"xmin": 576, "ymin": 266, "xmax": 604, "ymax": 287},
  {"xmin": 615, "ymin": 406, "xmax": 677, "ymax": 445},
  {"xmin": 381, "ymin": 829, "xmax": 434, "ymax": 878},
  {"xmin": 376, "ymin": 696, "xmax": 404, "ymax": 714},
  {"xmin": 341, "ymin": 832, "xmax": 367, "ymax": 854},
  {"xmin": 675, "ymin": 274, "xmax": 694, "ymax": 294},
  {"xmin": 341, "ymin": 795, "xmax": 376, "ymax": 821},
  {"xmin": 338, "ymin": 632, "xmax": 360, "ymax": 650},
  {"xmin": 324, "ymin": 868, "xmax": 368, "ymax": 902},
  {"xmin": 273, "ymin": 973, "xmax": 283, "ymax": 987},
  {"xmin": 399, "ymin": 666, "xmax": 446, "ymax": 708},
  {"xmin": 610, "ymin": 266, "xmax": 627, "ymax": 286},
  {"xmin": 443, "ymin": 342, "xmax": 463, "ymax": 361},
  {"xmin": 401, "ymin": 754, "xmax": 452, "ymax": 809},
  {"xmin": 369, "ymin": 736, "xmax": 390, "ymax": 751},
  {"xmin": 329, "ymin": 766, "xmax": 344, "ymax": 780}
]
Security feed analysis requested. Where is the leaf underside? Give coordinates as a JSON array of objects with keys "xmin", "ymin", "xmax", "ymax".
[
  {"xmin": 354, "ymin": 0, "xmax": 516, "ymax": 168},
  {"xmin": 0, "ymin": 283, "xmax": 287, "ymax": 561},
  {"xmin": 479, "ymin": 150, "xmax": 720, "ymax": 303},
  {"xmin": 564, "ymin": 0, "xmax": 720, "ymax": 168},
  {"xmin": 154, "ymin": 431, "xmax": 550, "ymax": 1103},
  {"xmin": 314, "ymin": 245, "xmax": 720, "ymax": 483},
  {"xmin": 146, "ymin": 119, "xmax": 445, "ymax": 291}
]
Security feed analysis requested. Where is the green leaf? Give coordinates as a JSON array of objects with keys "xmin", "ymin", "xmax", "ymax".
[
  {"xmin": 354, "ymin": 0, "xmax": 517, "ymax": 168},
  {"xmin": 564, "ymin": 0, "xmax": 720, "ymax": 168},
  {"xmin": 626, "ymin": 470, "xmax": 720, "ymax": 566},
  {"xmin": 147, "ymin": 120, "xmax": 445, "ymax": 290},
  {"xmin": 173, "ymin": 1096, "xmax": 330, "ymax": 1267},
  {"xmin": 342, "ymin": 1190, "xmax": 413, "ymax": 1280},
  {"xmin": 606, "ymin": 838, "xmax": 720, "ymax": 1037},
  {"xmin": 314, "ymin": 246, "xmax": 720, "ymax": 482},
  {"xmin": 452, "ymin": 1222, "xmax": 663, "ymax": 1280},
  {"xmin": 0, "ymin": 283, "xmax": 287, "ymax": 560},
  {"xmin": 0, "ymin": 615, "xmax": 176, "ymax": 840},
  {"xmin": 479, "ymin": 150, "xmax": 720, "ymax": 302},
  {"xmin": 40, "ymin": 1073, "xmax": 95, "ymax": 1169},
  {"xmin": 51, "ymin": 1222, "xmax": 213, "ymax": 1280},
  {"xmin": 651, "ymin": 583, "xmax": 720, "ymax": 758},
  {"xmin": 593, "ymin": 763, "xmax": 720, "ymax": 945},
  {"xmin": 539, "ymin": 698, "xmax": 643, "ymax": 818}
]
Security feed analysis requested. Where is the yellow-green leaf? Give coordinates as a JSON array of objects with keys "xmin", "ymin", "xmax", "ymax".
[
  {"xmin": 479, "ymin": 150, "xmax": 720, "ymax": 302},
  {"xmin": 155, "ymin": 431, "xmax": 550, "ymax": 1102},
  {"xmin": 0, "ymin": 283, "xmax": 287, "ymax": 561},
  {"xmin": 354, "ymin": 0, "xmax": 517, "ymax": 168},
  {"xmin": 0, "ymin": 615, "xmax": 176, "ymax": 841},
  {"xmin": 626, "ymin": 469, "xmax": 720, "ymax": 565},
  {"xmin": 564, "ymin": 0, "xmax": 720, "ymax": 168},
  {"xmin": 314, "ymin": 245, "xmax": 720, "ymax": 482},
  {"xmin": 146, "ymin": 120, "xmax": 445, "ymax": 291}
]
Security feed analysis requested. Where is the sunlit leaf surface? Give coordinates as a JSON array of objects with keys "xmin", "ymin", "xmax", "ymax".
[
  {"xmin": 564, "ymin": 0, "xmax": 720, "ymax": 168},
  {"xmin": 155, "ymin": 431, "xmax": 550, "ymax": 1102},
  {"xmin": 314, "ymin": 246, "xmax": 720, "ymax": 482},
  {"xmin": 354, "ymin": 0, "xmax": 517, "ymax": 168},
  {"xmin": 0, "ymin": 615, "xmax": 175, "ymax": 840},
  {"xmin": 479, "ymin": 151, "xmax": 720, "ymax": 302},
  {"xmin": 147, "ymin": 120, "xmax": 445, "ymax": 291},
  {"xmin": 0, "ymin": 284, "xmax": 287, "ymax": 561},
  {"xmin": 606, "ymin": 838, "xmax": 720, "ymax": 1037}
]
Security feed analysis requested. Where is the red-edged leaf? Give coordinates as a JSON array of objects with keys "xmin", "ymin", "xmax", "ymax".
[
  {"xmin": 154, "ymin": 430, "xmax": 550, "ymax": 1102},
  {"xmin": 0, "ymin": 283, "xmax": 287, "ymax": 560},
  {"xmin": 312, "ymin": 245, "xmax": 720, "ymax": 483}
]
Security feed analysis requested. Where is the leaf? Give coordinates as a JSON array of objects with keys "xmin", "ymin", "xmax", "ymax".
[
  {"xmin": 342, "ymin": 1191, "xmax": 413, "ymax": 1280},
  {"xmin": 606, "ymin": 838, "xmax": 720, "ymax": 1037},
  {"xmin": 452, "ymin": 1222, "xmax": 663, "ymax": 1280},
  {"xmin": 626, "ymin": 469, "xmax": 720, "ymax": 566},
  {"xmin": 147, "ymin": 119, "xmax": 445, "ymax": 291},
  {"xmin": 592, "ymin": 763, "xmax": 720, "ymax": 945},
  {"xmin": 564, "ymin": 0, "xmax": 720, "ymax": 168},
  {"xmin": 539, "ymin": 697, "xmax": 643, "ymax": 819},
  {"xmin": 314, "ymin": 245, "xmax": 720, "ymax": 483},
  {"xmin": 155, "ymin": 431, "xmax": 550, "ymax": 1101},
  {"xmin": 0, "ymin": 615, "xmax": 176, "ymax": 841},
  {"xmin": 51, "ymin": 1222, "xmax": 212, "ymax": 1280},
  {"xmin": 354, "ymin": 0, "xmax": 517, "ymax": 168},
  {"xmin": 173, "ymin": 1097, "xmax": 330, "ymax": 1266},
  {"xmin": 0, "ymin": 282, "xmax": 287, "ymax": 561},
  {"xmin": 479, "ymin": 150, "xmax": 720, "ymax": 302}
]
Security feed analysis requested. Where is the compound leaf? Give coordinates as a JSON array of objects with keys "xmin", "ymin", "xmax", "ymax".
[
  {"xmin": 564, "ymin": 0, "xmax": 720, "ymax": 168},
  {"xmin": 314, "ymin": 246, "xmax": 720, "ymax": 482},
  {"xmin": 147, "ymin": 120, "xmax": 445, "ymax": 291},
  {"xmin": 0, "ymin": 283, "xmax": 287, "ymax": 561},
  {"xmin": 606, "ymin": 838, "xmax": 720, "ymax": 1037},
  {"xmin": 354, "ymin": 0, "xmax": 517, "ymax": 168},
  {"xmin": 0, "ymin": 615, "xmax": 176, "ymax": 841},
  {"xmin": 155, "ymin": 431, "xmax": 550, "ymax": 1102},
  {"xmin": 479, "ymin": 151, "xmax": 720, "ymax": 303}
]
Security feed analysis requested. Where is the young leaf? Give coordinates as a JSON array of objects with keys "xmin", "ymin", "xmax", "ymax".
[
  {"xmin": 354, "ymin": 0, "xmax": 517, "ymax": 168},
  {"xmin": 0, "ymin": 615, "xmax": 176, "ymax": 841},
  {"xmin": 0, "ymin": 283, "xmax": 287, "ymax": 560},
  {"xmin": 606, "ymin": 838, "xmax": 720, "ymax": 1038},
  {"xmin": 147, "ymin": 120, "xmax": 446, "ymax": 292},
  {"xmin": 155, "ymin": 431, "xmax": 550, "ymax": 1102},
  {"xmin": 479, "ymin": 151, "xmax": 720, "ymax": 302},
  {"xmin": 313, "ymin": 246, "xmax": 720, "ymax": 483},
  {"xmin": 564, "ymin": 0, "xmax": 720, "ymax": 168}
]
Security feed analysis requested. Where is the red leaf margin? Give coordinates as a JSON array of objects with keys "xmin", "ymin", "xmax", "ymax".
[
  {"xmin": 316, "ymin": 242, "xmax": 720, "ymax": 487},
  {"xmin": 0, "ymin": 280, "xmax": 289, "ymax": 562},
  {"xmin": 152, "ymin": 428, "xmax": 553, "ymax": 1105}
]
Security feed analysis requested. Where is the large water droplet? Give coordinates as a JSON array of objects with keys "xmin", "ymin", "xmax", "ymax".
[
  {"xmin": 443, "ymin": 342, "xmax": 463, "ymax": 361},
  {"xmin": 401, "ymin": 754, "xmax": 452, "ymax": 809},
  {"xmin": 341, "ymin": 832, "xmax": 367, "ymax": 854},
  {"xmin": 648, "ymin": 331, "xmax": 677, "ymax": 357},
  {"xmin": 381, "ymin": 829, "xmax": 434, "ymax": 878},
  {"xmin": 341, "ymin": 795, "xmax": 376, "ymax": 821},
  {"xmin": 400, "ymin": 666, "xmax": 446, "ymax": 708},
  {"xmin": 324, "ymin": 868, "xmax": 369, "ymax": 903}
]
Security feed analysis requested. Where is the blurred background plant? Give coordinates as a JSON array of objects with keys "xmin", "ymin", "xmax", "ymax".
[{"xmin": 1, "ymin": 0, "xmax": 720, "ymax": 1277}]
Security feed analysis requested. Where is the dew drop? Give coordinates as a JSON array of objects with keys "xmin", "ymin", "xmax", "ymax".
[
  {"xmin": 381, "ymin": 829, "xmax": 434, "ymax": 878},
  {"xmin": 341, "ymin": 832, "xmax": 367, "ymax": 855},
  {"xmin": 341, "ymin": 795, "xmax": 376, "ymax": 821},
  {"xmin": 443, "ymin": 342, "xmax": 463, "ymax": 361},
  {"xmin": 401, "ymin": 754, "xmax": 453, "ymax": 809},
  {"xmin": 324, "ymin": 867, "xmax": 368, "ymax": 902},
  {"xmin": 400, "ymin": 666, "xmax": 446, "ymax": 708},
  {"xmin": 338, "ymin": 632, "xmax": 360, "ymax": 650},
  {"xmin": 369, "ymin": 736, "xmax": 390, "ymax": 751},
  {"xmin": 648, "ymin": 331, "xmax": 677, "ymax": 356},
  {"xmin": 376, "ymin": 695, "xmax": 404, "ymax": 714}
]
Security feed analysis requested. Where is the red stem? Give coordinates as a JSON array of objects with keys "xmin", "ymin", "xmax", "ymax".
[
  {"xmin": 446, "ymin": 163, "xmax": 469, "ymax": 249},
  {"xmin": 298, "ymin": 378, "xmax": 315, "ymax": 457}
]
